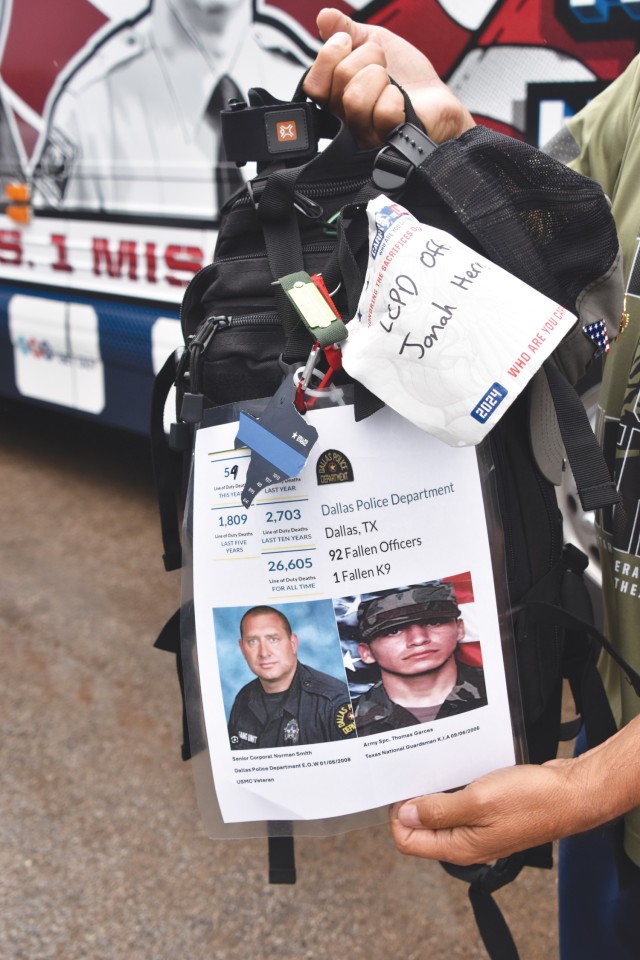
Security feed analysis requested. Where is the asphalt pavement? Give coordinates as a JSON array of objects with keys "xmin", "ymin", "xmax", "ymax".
[{"xmin": 0, "ymin": 399, "xmax": 562, "ymax": 960}]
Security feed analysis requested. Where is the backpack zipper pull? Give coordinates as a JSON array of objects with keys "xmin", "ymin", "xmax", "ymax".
[
  {"xmin": 179, "ymin": 315, "xmax": 228, "ymax": 424},
  {"xmin": 293, "ymin": 190, "xmax": 323, "ymax": 220}
]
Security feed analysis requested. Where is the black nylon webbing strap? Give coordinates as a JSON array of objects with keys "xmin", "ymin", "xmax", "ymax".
[
  {"xmin": 468, "ymin": 885, "xmax": 521, "ymax": 960},
  {"xmin": 222, "ymin": 100, "xmax": 317, "ymax": 165},
  {"xmin": 579, "ymin": 642, "xmax": 618, "ymax": 749},
  {"xmin": 335, "ymin": 204, "xmax": 368, "ymax": 316},
  {"xmin": 153, "ymin": 608, "xmax": 193, "ymax": 761},
  {"xmin": 268, "ymin": 835, "xmax": 296, "ymax": 884},
  {"xmin": 260, "ymin": 175, "xmax": 380, "ymax": 360},
  {"xmin": 258, "ymin": 166, "xmax": 315, "ymax": 361},
  {"xmin": 442, "ymin": 855, "xmax": 528, "ymax": 960},
  {"xmin": 150, "ymin": 351, "xmax": 183, "ymax": 572},
  {"xmin": 532, "ymin": 600, "xmax": 640, "ymax": 695},
  {"xmin": 331, "ymin": 199, "xmax": 387, "ymax": 423},
  {"xmin": 543, "ymin": 361, "xmax": 620, "ymax": 512},
  {"xmin": 221, "ymin": 83, "xmax": 341, "ymax": 167},
  {"xmin": 153, "ymin": 607, "xmax": 181, "ymax": 654},
  {"xmin": 524, "ymin": 600, "xmax": 640, "ymax": 696}
]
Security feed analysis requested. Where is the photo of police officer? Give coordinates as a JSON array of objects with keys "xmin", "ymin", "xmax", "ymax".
[
  {"xmin": 219, "ymin": 601, "xmax": 356, "ymax": 750},
  {"xmin": 352, "ymin": 581, "xmax": 487, "ymax": 737}
]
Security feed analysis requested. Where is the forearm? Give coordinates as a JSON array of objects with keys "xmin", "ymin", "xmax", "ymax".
[{"xmin": 569, "ymin": 712, "xmax": 640, "ymax": 827}]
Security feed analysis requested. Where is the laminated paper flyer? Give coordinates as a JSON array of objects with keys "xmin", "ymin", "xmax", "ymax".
[{"xmin": 192, "ymin": 404, "xmax": 517, "ymax": 823}]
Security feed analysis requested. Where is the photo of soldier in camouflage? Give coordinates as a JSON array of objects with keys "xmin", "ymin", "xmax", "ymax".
[{"xmin": 352, "ymin": 582, "xmax": 487, "ymax": 737}]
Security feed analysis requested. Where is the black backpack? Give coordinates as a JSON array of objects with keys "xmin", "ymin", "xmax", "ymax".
[{"xmin": 150, "ymin": 81, "xmax": 640, "ymax": 960}]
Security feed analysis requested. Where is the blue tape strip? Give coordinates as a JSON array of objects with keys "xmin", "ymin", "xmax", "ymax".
[{"xmin": 237, "ymin": 413, "xmax": 307, "ymax": 477}]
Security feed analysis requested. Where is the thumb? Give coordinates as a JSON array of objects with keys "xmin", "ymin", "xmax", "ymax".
[
  {"xmin": 390, "ymin": 795, "xmax": 481, "ymax": 864},
  {"xmin": 395, "ymin": 788, "xmax": 475, "ymax": 830},
  {"xmin": 317, "ymin": 7, "xmax": 369, "ymax": 46}
]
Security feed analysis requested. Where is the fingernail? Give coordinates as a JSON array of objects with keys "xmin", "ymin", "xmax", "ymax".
[
  {"xmin": 325, "ymin": 31, "xmax": 350, "ymax": 48},
  {"xmin": 397, "ymin": 803, "xmax": 421, "ymax": 827}
]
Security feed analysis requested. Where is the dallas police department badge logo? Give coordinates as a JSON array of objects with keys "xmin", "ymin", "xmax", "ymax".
[
  {"xmin": 283, "ymin": 718, "xmax": 300, "ymax": 745},
  {"xmin": 316, "ymin": 449, "xmax": 354, "ymax": 486},
  {"xmin": 335, "ymin": 702, "xmax": 356, "ymax": 736}
]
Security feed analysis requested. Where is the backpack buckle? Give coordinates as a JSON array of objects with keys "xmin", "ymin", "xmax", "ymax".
[{"xmin": 373, "ymin": 122, "xmax": 438, "ymax": 193}]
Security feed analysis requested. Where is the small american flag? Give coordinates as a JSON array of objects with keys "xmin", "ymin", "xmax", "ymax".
[{"xmin": 583, "ymin": 319, "xmax": 610, "ymax": 357}]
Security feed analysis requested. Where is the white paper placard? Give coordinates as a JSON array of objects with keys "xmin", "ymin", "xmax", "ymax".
[
  {"xmin": 341, "ymin": 195, "xmax": 575, "ymax": 445},
  {"xmin": 192, "ymin": 404, "xmax": 518, "ymax": 823}
]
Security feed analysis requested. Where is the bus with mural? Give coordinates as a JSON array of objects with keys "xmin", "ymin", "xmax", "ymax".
[{"xmin": 0, "ymin": 0, "xmax": 637, "ymax": 433}]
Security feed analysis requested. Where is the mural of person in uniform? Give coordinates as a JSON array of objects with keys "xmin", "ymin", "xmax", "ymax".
[
  {"xmin": 8, "ymin": 0, "xmax": 636, "ymax": 220},
  {"xmin": 32, "ymin": 0, "xmax": 303, "ymax": 218}
]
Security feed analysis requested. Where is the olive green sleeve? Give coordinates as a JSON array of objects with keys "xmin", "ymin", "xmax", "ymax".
[
  {"xmin": 567, "ymin": 55, "xmax": 640, "ymax": 277},
  {"xmin": 567, "ymin": 55, "xmax": 640, "ymax": 196}
]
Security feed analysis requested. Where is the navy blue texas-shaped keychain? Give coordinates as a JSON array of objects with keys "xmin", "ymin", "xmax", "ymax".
[{"xmin": 235, "ymin": 373, "xmax": 319, "ymax": 508}]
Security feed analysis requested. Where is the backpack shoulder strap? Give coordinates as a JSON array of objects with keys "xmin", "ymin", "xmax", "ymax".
[{"xmin": 542, "ymin": 360, "xmax": 621, "ymax": 512}]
